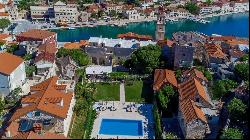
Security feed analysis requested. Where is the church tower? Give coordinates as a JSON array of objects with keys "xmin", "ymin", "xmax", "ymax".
[{"xmin": 155, "ymin": 4, "xmax": 166, "ymax": 42}]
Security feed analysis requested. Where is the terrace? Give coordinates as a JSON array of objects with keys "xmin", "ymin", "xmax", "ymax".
[{"xmin": 91, "ymin": 101, "xmax": 155, "ymax": 139}]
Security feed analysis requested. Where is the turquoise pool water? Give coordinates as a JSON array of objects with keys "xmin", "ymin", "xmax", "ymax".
[{"xmin": 99, "ymin": 119, "xmax": 143, "ymax": 136}]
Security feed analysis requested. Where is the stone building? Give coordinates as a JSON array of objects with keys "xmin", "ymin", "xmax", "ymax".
[
  {"xmin": 173, "ymin": 43, "xmax": 195, "ymax": 69},
  {"xmin": 155, "ymin": 5, "xmax": 166, "ymax": 41}
]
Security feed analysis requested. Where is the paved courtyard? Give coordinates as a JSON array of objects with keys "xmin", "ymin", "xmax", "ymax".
[{"xmin": 91, "ymin": 101, "xmax": 155, "ymax": 139}]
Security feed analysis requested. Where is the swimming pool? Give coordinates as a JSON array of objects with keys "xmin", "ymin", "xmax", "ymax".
[{"xmin": 99, "ymin": 119, "xmax": 143, "ymax": 136}]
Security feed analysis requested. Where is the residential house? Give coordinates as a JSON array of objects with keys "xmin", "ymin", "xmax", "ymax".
[
  {"xmin": 221, "ymin": 2, "xmax": 233, "ymax": 13},
  {"xmin": 56, "ymin": 56, "xmax": 77, "ymax": 80},
  {"xmin": 0, "ymin": 52, "xmax": 26, "ymax": 98},
  {"xmin": 5, "ymin": 1, "xmax": 19, "ymax": 20},
  {"xmin": 54, "ymin": 1, "xmax": 79, "ymax": 24},
  {"xmin": 232, "ymin": 0, "xmax": 249, "ymax": 12},
  {"xmin": 143, "ymin": 8, "xmax": 156, "ymax": 19},
  {"xmin": 87, "ymin": 37, "xmax": 156, "ymax": 65},
  {"xmin": 34, "ymin": 51, "xmax": 56, "ymax": 78},
  {"xmin": 0, "ymin": 33, "xmax": 12, "ymax": 51},
  {"xmin": 181, "ymin": 68, "xmax": 208, "ymax": 85},
  {"xmin": 229, "ymin": 49, "xmax": 245, "ymax": 62},
  {"xmin": 140, "ymin": 0, "xmax": 154, "ymax": 10},
  {"xmin": 205, "ymin": 43, "xmax": 228, "ymax": 67},
  {"xmin": 105, "ymin": 3, "xmax": 122, "ymax": 14},
  {"xmin": 168, "ymin": 8, "xmax": 190, "ymax": 19},
  {"xmin": 30, "ymin": 5, "xmax": 55, "ymax": 22},
  {"xmin": 153, "ymin": 69, "xmax": 178, "ymax": 92},
  {"xmin": 79, "ymin": 11, "xmax": 89, "ymax": 22},
  {"xmin": 16, "ymin": 29, "xmax": 57, "ymax": 54},
  {"xmin": 18, "ymin": 10, "xmax": 28, "ymax": 19},
  {"xmin": 86, "ymin": 4, "xmax": 100, "ymax": 13},
  {"xmin": 0, "ymin": 3, "xmax": 10, "ymax": 20},
  {"xmin": 123, "ymin": 9, "xmax": 141, "ymax": 20},
  {"xmin": 199, "ymin": 4, "xmax": 213, "ymax": 15},
  {"xmin": 216, "ymin": 62, "xmax": 234, "ymax": 79},
  {"xmin": 178, "ymin": 76, "xmax": 220, "ymax": 139},
  {"xmin": 3, "ymin": 76, "xmax": 75, "ymax": 138}
]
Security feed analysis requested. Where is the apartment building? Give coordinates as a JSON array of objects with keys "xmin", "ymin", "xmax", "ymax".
[
  {"xmin": 54, "ymin": 1, "xmax": 79, "ymax": 24},
  {"xmin": 30, "ymin": 5, "xmax": 54, "ymax": 22}
]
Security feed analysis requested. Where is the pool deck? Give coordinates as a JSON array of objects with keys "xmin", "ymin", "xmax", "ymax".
[{"xmin": 91, "ymin": 101, "xmax": 155, "ymax": 139}]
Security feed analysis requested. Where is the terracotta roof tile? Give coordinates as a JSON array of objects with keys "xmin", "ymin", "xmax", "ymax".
[
  {"xmin": 0, "ymin": 12, "xmax": 9, "ymax": 16},
  {"xmin": 38, "ymin": 43, "xmax": 58, "ymax": 54},
  {"xmin": 9, "ymin": 105, "xmax": 37, "ymax": 122},
  {"xmin": 229, "ymin": 50, "xmax": 245, "ymax": 58},
  {"xmin": 64, "ymin": 42, "xmax": 81, "ymax": 49},
  {"xmin": 178, "ymin": 78, "xmax": 210, "ymax": 105},
  {"xmin": 6, "ymin": 121, "xmax": 19, "ymax": 137},
  {"xmin": 205, "ymin": 43, "xmax": 227, "ymax": 59},
  {"xmin": 157, "ymin": 39, "xmax": 174, "ymax": 47},
  {"xmin": 16, "ymin": 29, "xmax": 56, "ymax": 41},
  {"xmin": 0, "ymin": 3, "xmax": 5, "ymax": 9},
  {"xmin": 226, "ymin": 39, "xmax": 249, "ymax": 45},
  {"xmin": 117, "ymin": 32, "xmax": 153, "ymax": 41},
  {"xmin": 183, "ymin": 68, "xmax": 208, "ymax": 82},
  {"xmin": 0, "ymin": 34, "xmax": 11, "ymax": 40},
  {"xmin": 35, "ymin": 52, "xmax": 55, "ymax": 63},
  {"xmin": 9, "ymin": 76, "xmax": 74, "ymax": 122},
  {"xmin": 153, "ymin": 69, "xmax": 177, "ymax": 91},
  {"xmin": 0, "ymin": 52, "xmax": 24, "ymax": 75},
  {"xmin": 209, "ymin": 36, "xmax": 236, "ymax": 41},
  {"xmin": 179, "ymin": 99, "xmax": 207, "ymax": 124}
]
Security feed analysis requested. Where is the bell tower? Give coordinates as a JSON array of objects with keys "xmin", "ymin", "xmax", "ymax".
[{"xmin": 155, "ymin": 4, "xmax": 166, "ymax": 42}]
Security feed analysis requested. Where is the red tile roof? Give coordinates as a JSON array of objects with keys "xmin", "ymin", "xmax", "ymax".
[
  {"xmin": 205, "ymin": 43, "xmax": 227, "ymax": 59},
  {"xmin": 35, "ymin": 52, "xmax": 55, "ymax": 63},
  {"xmin": 0, "ymin": 34, "xmax": 11, "ymax": 40},
  {"xmin": 208, "ymin": 36, "xmax": 236, "ymax": 42},
  {"xmin": 183, "ymin": 68, "xmax": 208, "ymax": 82},
  {"xmin": 0, "ymin": 52, "xmax": 24, "ymax": 75},
  {"xmin": 16, "ymin": 29, "xmax": 56, "ymax": 41},
  {"xmin": 157, "ymin": 39, "xmax": 174, "ymax": 47},
  {"xmin": 117, "ymin": 32, "xmax": 153, "ymax": 41},
  {"xmin": 9, "ymin": 131, "xmax": 67, "ymax": 139},
  {"xmin": 0, "ymin": 12, "xmax": 9, "ymax": 16},
  {"xmin": 229, "ymin": 50, "xmax": 245, "ymax": 58},
  {"xmin": 178, "ymin": 78, "xmax": 210, "ymax": 105},
  {"xmin": 153, "ymin": 69, "xmax": 177, "ymax": 91},
  {"xmin": 179, "ymin": 99, "xmax": 207, "ymax": 124},
  {"xmin": 0, "ymin": 3, "xmax": 5, "ymax": 9},
  {"xmin": 9, "ymin": 76, "xmax": 74, "ymax": 122},
  {"xmin": 38, "ymin": 43, "xmax": 57, "ymax": 54}
]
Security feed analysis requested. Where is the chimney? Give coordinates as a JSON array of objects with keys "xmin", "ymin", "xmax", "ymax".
[
  {"xmin": 5, "ymin": 130, "xmax": 11, "ymax": 137},
  {"xmin": 60, "ymin": 99, "xmax": 64, "ymax": 107}
]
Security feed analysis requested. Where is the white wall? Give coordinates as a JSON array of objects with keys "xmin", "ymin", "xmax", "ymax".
[
  {"xmin": 63, "ymin": 95, "xmax": 76, "ymax": 137},
  {"xmin": 0, "ymin": 62, "xmax": 26, "ymax": 97}
]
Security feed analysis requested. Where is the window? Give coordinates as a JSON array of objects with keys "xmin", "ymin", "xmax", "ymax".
[
  {"xmin": 34, "ymin": 111, "xmax": 40, "ymax": 117},
  {"xmin": 208, "ymin": 116, "xmax": 212, "ymax": 120},
  {"xmin": 196, "ymin": 98, "xmax": 199, "ymax": 102}
]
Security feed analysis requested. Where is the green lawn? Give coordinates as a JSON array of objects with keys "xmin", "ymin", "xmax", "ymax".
[
  {"xmin": 125, "ymin": 80, "xmax": 153, "ymax": 103},
  {"xmin": 94, "ymin": 82, "xmax": 120, "ymax": 101}
]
